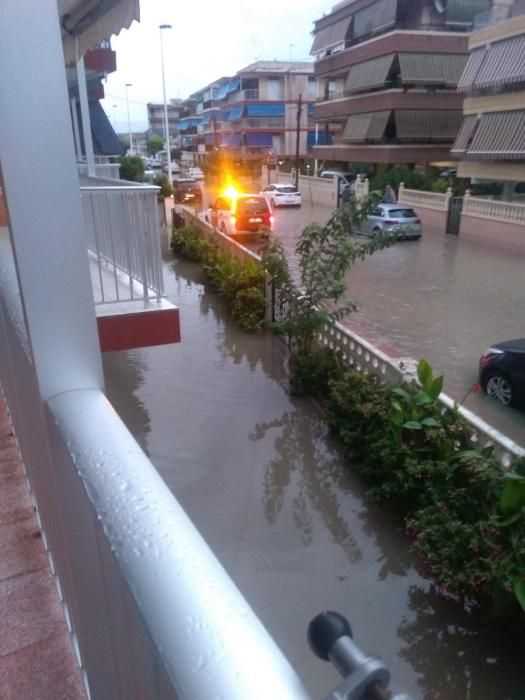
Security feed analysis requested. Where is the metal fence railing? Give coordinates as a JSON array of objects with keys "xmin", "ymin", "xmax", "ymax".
[
  {"xmin": 78, "ymin": 162, "xmax": 121, "ymax": 179},
  {"xmin": 80, "ymin": 183, "xmax": 164, "ymax": 303}
]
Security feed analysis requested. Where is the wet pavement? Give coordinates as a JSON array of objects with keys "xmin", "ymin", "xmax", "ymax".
[{"xmin": 103, "ymin": 250, "xmax": 525, "ymax": 700}]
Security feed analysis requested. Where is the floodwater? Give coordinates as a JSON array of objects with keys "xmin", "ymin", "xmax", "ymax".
[
  {"xmin": 103, "ymin": 247, "xmax": 524, "ymax": 699},
  {"xmin": 251, "ymin": 204, "xmax": 525, "ymax": 447}
]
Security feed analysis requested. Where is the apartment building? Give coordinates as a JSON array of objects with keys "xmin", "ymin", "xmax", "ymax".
[
  {"xmin": 310, "ymin": 0, "xmax": 492, "ymax": 168},
  {"xmin": 452, "ymin": 0, "xmax": 525, "ymax": 194},
  {"xmin": 147, "ymin": 99, "xmax": 183, "ymax": 138},
  {"xmin": 181, "ymin": 61, "xmax": 323, "ymax": 162}
]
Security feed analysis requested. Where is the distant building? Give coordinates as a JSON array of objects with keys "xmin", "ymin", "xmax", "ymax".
[
  {"xmin": 179, "ymin": 61, "xmax": 322, "ymax": 162},
  {"xmin": 310, "ymin": 0, "xmax": 493, "ymax": 169},
  {"xmin": 452, "ymin": 0, "xmax": 525, "ymax": 195},
  {"xmin": 147, "ymin": 99, "xmax": 183, "ymax": 139}
]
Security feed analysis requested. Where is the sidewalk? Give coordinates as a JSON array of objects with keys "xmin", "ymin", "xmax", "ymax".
[{"xmin": 0, "ymin": 397, "xmax": 86, "ymax": 700}]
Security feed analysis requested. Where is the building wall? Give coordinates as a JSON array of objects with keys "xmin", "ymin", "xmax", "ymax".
[
  {"xmin": 457, "ymin": 161, "xmax": 525, "ymax": 181},
  {"xmin": 463, "ymin": 90, "xmax": 525, "ymax": 115},
  {"xmin": 460, "ymin": 214, "xmax": 525, "ymax": 253}
]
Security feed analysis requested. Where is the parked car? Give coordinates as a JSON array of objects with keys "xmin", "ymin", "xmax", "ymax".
[
  {"xmin": 260, "ymin": 183, "xmax": 301, "ymax": 208},
  {"xmin": 164, "ymin": 161, "xmax": 181, "ymax": 175},
  {"xmin": 360, "ymin": 203, "xmax": 422, "ymax": 240},
  {"xmin": 319, "ymin": 170, "xmax": 354, "ymax": 197},
  {"xmin": 206, "ymin": 193, "xmax": 273, "ymax": 239},
  {"xmin": 479, "ymin": 339, "xmax": 525, "ymax": 407},
  {"xmin": 188, "ymin": 167, "xmax": 204, "ymax": 180},
  {"xmin": 439, "ymin": 168, "xmax": 457, "ymax": 178},
  {"xmin": 172, "ymin": 177, "xmax": 202, "ymax": 205}
]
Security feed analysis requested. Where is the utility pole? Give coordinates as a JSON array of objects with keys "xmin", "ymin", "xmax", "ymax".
[{"xmin": 294, "ymin": 93, "xmax": 302, "ymax": 190}]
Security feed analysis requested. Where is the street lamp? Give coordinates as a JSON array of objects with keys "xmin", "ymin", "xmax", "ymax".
[
  {"xmin": 112, "ymin": 104, "xmax": 118, "ymax": 132},
  {"xmin": 125, "ymin": 83, "xmax": 133, "ymax": 155},
  {"xmin": 159, "ymin": 24, "xmax": 172, "ymax": 180}
]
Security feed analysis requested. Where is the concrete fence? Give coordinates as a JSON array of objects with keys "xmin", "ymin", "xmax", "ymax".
[
  {"xmin": 274, "ymin": 170, "xmax": 339, "ymax": 208},
  {"xmin": 398, "ymin": 183, "xmax": 452, "ymax": 230},
  {"xmin": 460, "ymin": 192, "xmax": 525, "ymax": 253}
]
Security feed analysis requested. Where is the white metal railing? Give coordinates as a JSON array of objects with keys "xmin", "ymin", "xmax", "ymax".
[
  {"xmin": 463, "ymin": 193, "xmax": 525, "ymax": 225},
  {"xmin": 0, "ymin": 230, "xmax": 311, "ymax": 700},
  {"xmin": 80, "ymin": 182, "xmax": 164, "ymax": 303},
  {"xmin": 78, "ymin": 162, "xmax": 121, "ymax": 179},
  {"xmin": 398, "ymin": 184, "xmax": 451, "ymax": 211}
]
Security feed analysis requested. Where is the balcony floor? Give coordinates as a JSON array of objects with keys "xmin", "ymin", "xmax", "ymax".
[{"xmin": 0, "ymin": 397, "xmax": 86, "ymax": 700}]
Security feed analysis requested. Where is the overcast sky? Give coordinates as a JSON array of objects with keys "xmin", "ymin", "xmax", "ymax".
[{"xmin": 101, "ymin": 0, "xmax": 330, "ymax": 132}]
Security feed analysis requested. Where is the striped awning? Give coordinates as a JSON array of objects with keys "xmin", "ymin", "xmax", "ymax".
[
  {"xmin": 353, "ymin": 0, "xmax": 397, "ymax": 39},
  {"xmin": 395, "ymin": 110, "xmax": 463, "ymax": 141},
  {"xmin": 399, "ymin": 53, "xmax": 468, "ymax": 87},
  {"xmin": 446, "ymin": 0, "xmax": 491, "ymax": 27},
  {"xmin": 451, "ymin": 115, "xmax": 479, "ymax": 154},
  {"xmin": 458, "ymin": 47, "xmax": 487, "ymax": 91},
  {"xmin": 227, "ymin": 105, "xmax": 244, "ymax": 121},
  {"xmin": 471, "ymin": 35, "xmax": 525, "ymax": 90},
  {"xmin": 310, "ymin": 16, "xmax": 352, "ymax": 54},
  {"xmin": 345, "ymin": 55, "xmax": 395, "ymax": 94},
  {"xmin": 342, "ymin": 111, "xmax": 390, "ymax": 142},
  {"xmin": 466, "ymin": 110, "xmax": 525, "ymax": 160}
]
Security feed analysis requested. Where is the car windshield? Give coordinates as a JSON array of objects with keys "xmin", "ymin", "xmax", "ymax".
[
  {"xmin": 387, "ymin": 208, "xmax": 417, "ymax": 219},
  {"xmin": 277, "ymin": 186, "xmax": 298, "ymax": 193},
  {"xmin": 236, "ymin": 197, "xmax": 269, "ymax": 215}
]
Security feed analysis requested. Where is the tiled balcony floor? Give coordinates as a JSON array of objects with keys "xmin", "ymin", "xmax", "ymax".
[{"xmin": 0, "ymin": 397, "xmax": 86, "ymax": 700}]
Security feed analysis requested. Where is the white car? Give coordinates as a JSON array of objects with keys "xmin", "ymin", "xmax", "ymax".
[
  {"xmin": 260, "ymin": 183, "xmax": 301, "ymax": 208},
  {"xmin": 188, "ymin": 167, "xmax": 204, "ymax": 180},
  {"xmin": 206, "ymin": 193, "xmax": 273, "ymax": 239}
]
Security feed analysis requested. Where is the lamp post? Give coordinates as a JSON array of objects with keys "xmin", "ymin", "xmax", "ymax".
[
  {"xmin": 125, "ymin": 83, "xmax": 133, "ymax": 154},
  {"xmin": 159, "ymin": 24, "xmax": 172, "ymax": 180},
  {"xmin": 112, "ymin": 104, "xmax": 118, "ymax": 132}
]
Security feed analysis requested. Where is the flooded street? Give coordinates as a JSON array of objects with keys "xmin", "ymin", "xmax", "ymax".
[{"xmin": 103, "ymin": 249, "xmax": 524, "ymax": 699}]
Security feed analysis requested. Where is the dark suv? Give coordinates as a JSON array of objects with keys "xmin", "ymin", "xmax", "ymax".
[
  {"xmin": 172, "ymin": 177, "xmax": 202, "ymax": 205},
  {"xmin": 479, "ymin": 339, "xmax": 525, "ymax": 407}
]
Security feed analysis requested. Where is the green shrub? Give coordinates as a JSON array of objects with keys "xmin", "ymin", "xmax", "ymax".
[
  {"xmin": 153, "ymin": 173, "xmax": 172, "ymax": 200},
  {"xmin": 119, "ymin": 155, "xmax": 144, "ymax": 182},
  {"xmin": 170, "ymin": 224, "xmax": 265, "ymax": 332},
  {"xmin": 289, "ymin": 348, "xmax": 342, "ymax": 397}
]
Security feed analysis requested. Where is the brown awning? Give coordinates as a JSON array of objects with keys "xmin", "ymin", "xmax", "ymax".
[
  {"xmin": 310, "ymin": 16, "xmax": 352, "ymax": 55},
  {"xmin": 451, "ymin": 115, "xmax": 478, "ymax": 154},
  {"xmin": 342, "ymin": 111, "xmax": 390, "ymax": 142},
  {"xmin": 399, "ymin": 53, "xmax": 468, "ymax": 87},
  {"xmin": 345, "ymin": 55, "xmax": 395, "ymax": 94},
  {"xmin": 466, "ymin": 110, "xmax": 525, "ymax": 160},
  {"xmin": 395, "ymin": 110, "xmax": 463, "ymax": 141},
  {"xmin": 353, "ymin": 0, "xmax": 398, "ymax": 39},
  {"xmin": 457, "ymin": 47, "xmax": 487, "ymax": 92},
  {"xmin": 472, "ymin": 35, "xmax": 525, "ymax": 90}
]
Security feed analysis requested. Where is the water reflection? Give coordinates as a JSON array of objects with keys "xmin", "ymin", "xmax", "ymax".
[
  {"xmin": 250, "ymin": 409, "xmax": 362, "ymax": 563},
  {"xmin": 102, "ymin": 349, "xmax": 151, "ymax": 454},
  {"xmin": 398, "ymin": 585, "xmax": 525, "ymax": 699}
]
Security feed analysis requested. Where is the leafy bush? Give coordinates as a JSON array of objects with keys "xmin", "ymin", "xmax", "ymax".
[
  {"xmin": 370, "ymin": 165, "xmax": 432, "ymax": 194},
  {"xmin": 153, "ymin": 173, "xmax": 172, "ymax": 201},
  {"xmin": 289, "ymin": 347, "xmax": 342, "ymax": 397},
  {"xmin": 119, "ymin": 155, "xmax": 144, "ymax": 182},
  {"xmin": 170, "ymin": 224, "xmax": 265, "ymax": 332},
  {"xmin": 294, "ymin": 354, "xmax": 525, "ymax": 615}
]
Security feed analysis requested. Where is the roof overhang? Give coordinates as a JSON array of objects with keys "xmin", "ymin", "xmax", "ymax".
[{"xmin": 58, "ymin": 0, "xmax": 140, "ymax": 62}]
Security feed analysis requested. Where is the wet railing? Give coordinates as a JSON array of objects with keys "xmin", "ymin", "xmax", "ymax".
[
  {"xmin": 463, "ymin": 193, "xmax": 525, "ymax": 225},
  {"xmin": 398, "ymin": 184, "xmax": 451, "ymax": 211},
  {"xmin": 80, "ymin": 181, "xmax": 164, "ymax": 302},
  {"xmin": 0, "ymin": 230, "xmax": 311, "ymax": 700},
  {"xmin": 78, "ymin": 162, "xmax": 121, "ymax": 179}
]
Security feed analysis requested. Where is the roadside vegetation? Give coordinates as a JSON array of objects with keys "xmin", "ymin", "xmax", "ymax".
[{"xmin": 170, "ymin": 204, "xmax": 525, "ymax": 619}]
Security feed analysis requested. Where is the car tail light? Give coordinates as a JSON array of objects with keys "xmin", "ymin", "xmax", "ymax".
[
  {"xmin": 481, "ymin": 347, "xmax": 504, "ymax": 365},
  {"xmin": 384, "ymin": 220, "xmax": 397, "ymax": 225},
  {"xmin": 415, "ymin": 218, "xmax": 421, "ymax": 224}
]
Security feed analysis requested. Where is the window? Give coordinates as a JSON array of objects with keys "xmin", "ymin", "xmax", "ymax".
[
  {"xmin": 371, "ymin": 207, "xmax": 384, "ymax": 217},
  {"xmin": 307, "ymin": 78, "xmax": 317, "ymax": 98},
  {"xmin": 235, "ymin": 197, "xmax": 270, "ymax": 216},
  {"xmin": 387, "ymin": 208, "xmax": 417, "ymax": 219},
  {"xmin": 267, "ymin": 77, "xmax": 282, "ymax": 100},
  {"xmin": 263, "ymin": 186, "xmax": 276, "ymax": 192}
]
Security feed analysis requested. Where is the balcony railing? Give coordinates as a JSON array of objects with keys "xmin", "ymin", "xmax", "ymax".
[
  {"xmin": 79, "ymin": 178, "xmax": 164, "ymax": 303},
  {"xmin": 78, "ymin": 162, "xmax": 121, "ymax": 179}
]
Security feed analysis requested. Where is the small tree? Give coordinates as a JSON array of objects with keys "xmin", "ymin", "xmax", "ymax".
[
  {"xmin": 263, "ymin": 194, "xmax": 391, "ymax": 357},
  {"xmin": 153, "ymin": 173, "xmax": 172, "ymax": 200},
  {"xmin": 147, "ymin": 134, "xmax": 164, "ymax": 156},
  {"xmin": 119, "ymin": 155, "xmax": 144, "ymax": 182}
]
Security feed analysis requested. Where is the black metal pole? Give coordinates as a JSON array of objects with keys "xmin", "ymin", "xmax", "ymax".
[{"xmin": 294, "ymin": 93, "xmax": 302, "ymax": 190}]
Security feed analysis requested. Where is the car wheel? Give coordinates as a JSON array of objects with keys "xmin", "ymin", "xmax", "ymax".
[
  {"xmin": 372, "ymin": 227, "xmax": 381, "ymax": 238},
  {"xmin": 483, "ymin": 372, "xmax": 513, "ymax": 406}
]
